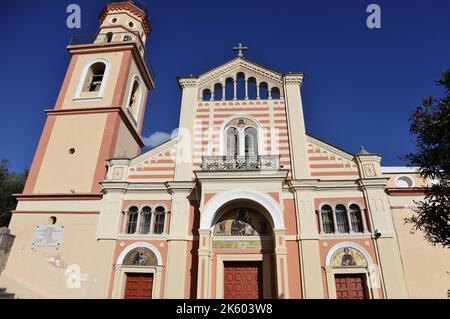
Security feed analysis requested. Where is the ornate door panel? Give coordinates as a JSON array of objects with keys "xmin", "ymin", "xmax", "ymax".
[
  {"xmin": 124, "ymin": 273, "xmax": 153, "ymax": 299},
  {"xmin": 224, "ymin": 261, "xmax": 263, "ymax": 299},
  {"xmin": 335, "ymin": 274, "xmax": 368, "ymax": 299}
]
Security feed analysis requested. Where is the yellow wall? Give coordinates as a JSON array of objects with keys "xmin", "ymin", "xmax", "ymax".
[
  {"xmin": 0, "ymin": 213, "xmax": 99, "ymax": 299},
  {"xmin": 391, "ymin": 197, "xmax": 450, "ymax": 298},
  {"xmin": 34, "ymin": 114, "xmax": 107, "ymax": 194},
  {"xmin": 114, "ymin": 121, "xmax": 139, "ymax": 158}
]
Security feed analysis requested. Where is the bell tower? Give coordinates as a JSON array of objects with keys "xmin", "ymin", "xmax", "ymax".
[{"xmin": 23, "ymin": 0, "xmax": 155, "ymax": 195}]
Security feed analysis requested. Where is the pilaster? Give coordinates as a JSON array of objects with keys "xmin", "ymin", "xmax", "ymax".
[{"xmin": 283, "ymin": 73, "xmax": 309, "ymax": 179}]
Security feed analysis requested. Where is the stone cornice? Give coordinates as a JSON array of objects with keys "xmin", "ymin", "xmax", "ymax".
[
  {"xmin": 177, "ymin": 77, "xmax": 198, "ymax": 89},
  {"xmin": 101, "ymin": 181, "xmax": 170, "ymax": 193},
  {"xmin": 287, "ymin": 179, "xmax": 361, "ymax": 191},
  {"xmin": 14, "ymin": 193, "xmax": 103, "ymax": 201},
  {"xmin": 194, "ymin": 170, "xmax": 289, "ymax": 182},
  {"xmin": 165, "ymin": 181, "xmax": 196, "ymax": 194},
  {"xmin": 357, "ymin": 178, "xmax": 389, "ymax": 189},
  {"xmin": 385, "ymin": 187, "xmax": 427, "ymax": 196},
  {"xmin": 107, "ymin": 158, "xmax": 131, "ymax": 167},
  {"xmin": 283, "ymin": 73, "xmax": 305, "ymax": 86}
]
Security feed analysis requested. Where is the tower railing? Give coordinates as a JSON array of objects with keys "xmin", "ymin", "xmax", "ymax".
[
  {"xmin": 201, "ymin": 155, "xmax": 281, "ymax": 171},
  {"xmin": 69, "ymin": 32, "xmax": 155, "ymax": 82}
]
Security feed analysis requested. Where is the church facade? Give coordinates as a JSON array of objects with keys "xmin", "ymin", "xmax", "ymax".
[{"xmin": 1, "ymin": 1, "xmax": 449, "ymax": 299}]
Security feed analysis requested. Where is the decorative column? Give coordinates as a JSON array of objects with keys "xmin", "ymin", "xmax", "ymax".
[
  {"xmin": 331, "ymin": 208, "xmax": 338, "ymax": 233},
  {"xmin": 135, "ymin": 209, "xmax": 142, "ymax": 234},
  {"xmin": 244, "ymin": 79, "xmax": 249, "ymax": 100},
  {"xmin": 268, "ymin": 87, "xmax": 272, "ymax": 100},
  {"xmin": 233, "ymin": 79, "xmax": 237, "ymax": 100},
  {"xmin": 256, "ymin": 82, "xmax": 260, "ymax": 100},
  {"xmin": 197, "ymin": 229, "xmax": 212, "ymax": 299},
  {"xmin": 346, "ymin": 208, "xmax": 353, "ymax": 233},
  {"xmin": 222, "ymin": 82, "xmax": 226, "ymax": 101},
  {"xmin": 273, "ymin": 229, "xmax": 289, "ymax": 298}
]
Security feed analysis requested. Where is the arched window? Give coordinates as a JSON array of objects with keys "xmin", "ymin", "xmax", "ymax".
[
  {"xmin": 244, "ymin": 127, "xmax": 258, "ymax": 156},
  {"xmin": 126, "ymin": 206, "xmax": 139, "ymax": 234},
  {"xmin": 225, "ymin": 77, "xmax": 234, "ymax": 100},
  {"xmin": 83, "ymin": 62, "xmax": 106, "ymax": 92},
  {"xmin": 140, "ymin": 206, "xmax": 152, "ymax": 234},
  {"xmin": 247, "ymin": 77, "xmax": 257, "ymax": 100},
  {"xmin": 202, "ymin": 89, "xmax": 211, "ymax": 101},
  {"xmin": 259, "ymin": 82, "xmax": 269, "ymax": 99},
  {"xmin": 349, "ymin": 204, "xmax": 364, "ymax": 233},
  {"xmin": 226, "ymin": 127, "xmax": 239, "ymax": 157},
  {"xmin": 236, "ymin": 72, "xmax": 245, "ymax": 100},
  {"xmin": 153, "ymin": 206, "xmax": 166, "ymax": 234},
  {"xmin": 271, "ymin": 87, "xmax": 281, "ymax": 99},
  {"xmin": 335, "ymin": 204, "xmax": 349, "ymax": 233},
  {"xmin": 214, "ymin": 83, "xmax": 223, "ymax": 101},
  {"xmin": 320, "ymin": 205, "xmax": 334, "ymax": 233},
  {"xmin": 128, "ymin": 79, "xmax": 141, "ymax": 119}
]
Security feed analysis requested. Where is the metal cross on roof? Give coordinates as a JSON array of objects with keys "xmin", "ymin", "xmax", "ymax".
[{"xmin": 233, "ymin": 42, "xmax": 248, "ymax": 58}]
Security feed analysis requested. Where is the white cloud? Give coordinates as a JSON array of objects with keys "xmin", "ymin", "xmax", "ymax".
[{"xmin": 143, "ymin": 131, "xmax": 172, "ymax": 148}]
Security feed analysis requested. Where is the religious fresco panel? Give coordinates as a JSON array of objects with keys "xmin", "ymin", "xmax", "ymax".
[
  {"xmin": 213, "ymin": 208, "xmax": 272, "ymax": 236},
  {"xmin": 123, "ymin": 248, "xmax": 158, "ymax": 266},
  {"xmin": 331, "ymin": 247, "xmax": 368, "ymax": 268}
]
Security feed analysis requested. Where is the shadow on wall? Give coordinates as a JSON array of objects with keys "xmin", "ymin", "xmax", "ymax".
[{"xmin": 0, "ymin": 227, "xmax": 15, "ymax": 276}]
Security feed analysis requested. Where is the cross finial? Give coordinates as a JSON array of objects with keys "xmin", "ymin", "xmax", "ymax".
[{"xmin": 233, "ymin": 42, "xmax": 248, "ymax": 58}]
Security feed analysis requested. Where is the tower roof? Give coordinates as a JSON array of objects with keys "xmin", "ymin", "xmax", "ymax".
[{"xmin": 99, "ymin": 0, "xmax": 151, "ymax": 34}]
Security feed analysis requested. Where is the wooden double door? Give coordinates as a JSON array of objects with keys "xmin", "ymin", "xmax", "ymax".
[
  {"xmin": 335, "ymin": 273, "xmax": 369, "ymax": 299},
  {"xmin": 224, "ymin": 261, "xmax": 263, "ymax": 299},
  {"xmin": 124, "ymin": 273, "xmax": 154, "ymax": 299}
]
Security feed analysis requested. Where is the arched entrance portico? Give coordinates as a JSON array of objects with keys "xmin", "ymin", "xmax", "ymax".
[{"xmin": 197, "ymin": 189, "xmax": 289, "ymax": 299}]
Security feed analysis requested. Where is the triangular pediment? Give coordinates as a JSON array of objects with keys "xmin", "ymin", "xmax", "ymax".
[{"xmin": 197, "ymin": 57, "xmax": 284, "ymax": 86}]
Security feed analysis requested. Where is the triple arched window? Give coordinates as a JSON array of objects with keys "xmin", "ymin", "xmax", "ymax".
[
  {"xmin": 319, "ymin": 204, "xmax": 365, "ymax": 234},
  {"xmin": 124, "ymin": 206, "xmax": 166, "ymax": 235}
]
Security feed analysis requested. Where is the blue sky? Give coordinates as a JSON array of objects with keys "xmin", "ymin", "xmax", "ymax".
[{"xmin": 0, "ymin": 0, "xmax": 449, "ymax": 172}]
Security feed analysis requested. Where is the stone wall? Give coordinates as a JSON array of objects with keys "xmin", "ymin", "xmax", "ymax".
[{"xmin": 0, "ymin": 227, "xmax": 15, "ymax": 275}]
